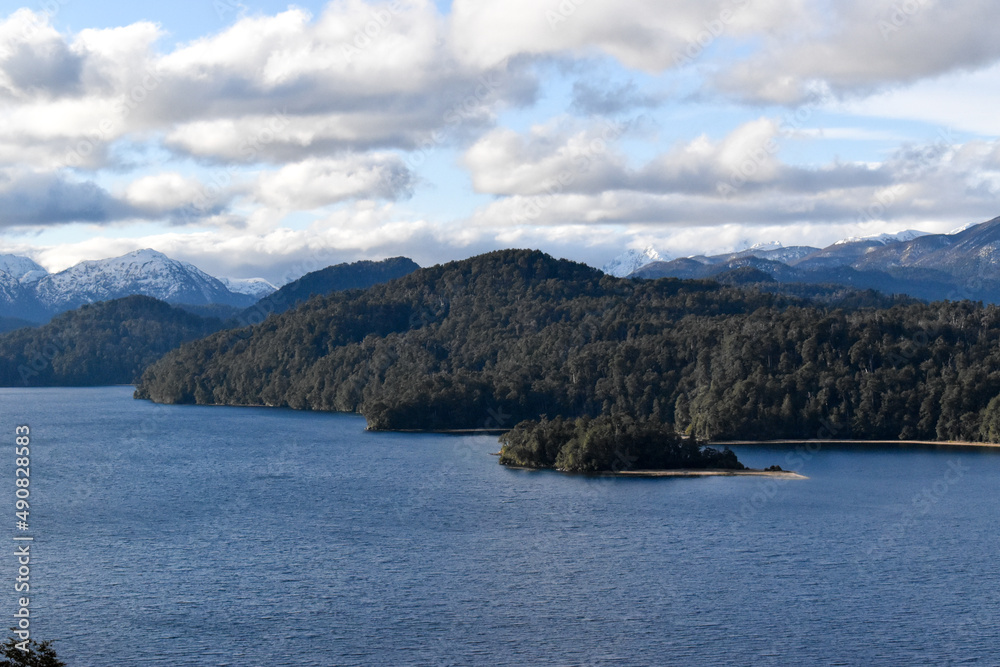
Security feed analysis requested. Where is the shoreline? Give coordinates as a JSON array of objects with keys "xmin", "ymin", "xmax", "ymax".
[
  {"xmin": 503, "ymin": 466, "xmax": 807, "ymax": 479},
  {"xmin": 711, "ymin": 439, "xmax": 1000, "ymax": 450}
]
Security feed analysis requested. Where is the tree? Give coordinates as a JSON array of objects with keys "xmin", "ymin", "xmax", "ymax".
[
  {"xmin": 0, "ymin": 632, "xmax": 65, "ymax": 667},
  {"xmin": 979, "ymin": 395, "xmax": 1000, "ymax": 443}
]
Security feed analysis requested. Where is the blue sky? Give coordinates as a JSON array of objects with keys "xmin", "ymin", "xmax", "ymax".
[{"xmin": 1, "ymin": 0, "xmax": 999, "ymax": 282}]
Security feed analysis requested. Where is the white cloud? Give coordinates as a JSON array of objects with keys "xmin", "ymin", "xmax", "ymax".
[
  {"xmin": 449, "ymin": 0, "xmax": 807, "ymax": 71},
  {"xmin": 0, "ymin": 3, "xmax": 535, "ymax": 170},
  {"xmin": 713, "ymin": 0, "xmax": 1000, "ymax": 103},
  {"xmin": 463, "ymin": 117, "xmax": 886, "ymax": 199},
  {"xmin": 846, "ymin": 62, "xmax": 1000, "ymax": 136},
  {"xmin": 458, "ymin": 119, "xmax": 1000, "ymax": 239},
  {"xmin": 123, "ymin": 172, "xmax": 230, "ymax": 214},
  {"xmin": 254, "ymin": 154, "xmax": 414, "ymax": 208}
]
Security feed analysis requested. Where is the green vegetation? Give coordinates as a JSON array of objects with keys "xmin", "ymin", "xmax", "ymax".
[
  {"xmin": 498, "ymin": 415, "xmax": 744, "ymax": 472},
  {"xmin": 0, "ymin": 633, "xmax": 64, "ymax": 667},
  {"xmin": 242, "ymin": 256, "xmax": 419, "ymax": 321},
  {"xmin": 134, "ymin": 248, "xmax": 1000, "ymax": 444},
  {"xmin": 0, "ymin": 295, "xmax": 225, "ymax": 386}
]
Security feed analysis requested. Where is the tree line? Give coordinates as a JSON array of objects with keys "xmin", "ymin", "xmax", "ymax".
[{"xmin": 134, "ymin": 249, "xmax": 1000, "ymax": 444}]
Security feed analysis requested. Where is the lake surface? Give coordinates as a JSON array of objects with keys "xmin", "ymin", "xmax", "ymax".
[{"xmin": 3, "ymin": 386, "xmax": 1000, "ymax": 665}]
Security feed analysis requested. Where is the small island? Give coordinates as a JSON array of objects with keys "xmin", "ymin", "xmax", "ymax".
[{"xmin": 498, "ymin": 415, "xmax": 803, "ymax": 478}]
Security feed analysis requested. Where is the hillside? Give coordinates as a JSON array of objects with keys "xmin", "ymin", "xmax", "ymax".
[
  {"xmin": 241, "ymin": 257, "xmax": 420, "ymax": 321},
  {"xmin": 0, "ymin": 295, "xmax": 226, "ymax": 386},
  {"xmin": 136, "ymin": 249, "xmax": 1000, "ymax": 443}
]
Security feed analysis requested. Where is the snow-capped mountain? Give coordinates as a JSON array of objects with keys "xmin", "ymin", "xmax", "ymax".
[
  {"xmin": 0, "ymin": 255, "xmax": 48, "ymax": 284},
  {"xmin": 33, "ymin": 249, "xmax": 256, "ymax": 313},
  {"xmin": 729, "ymin": 242, "xmax": 819, "ymax": 265},
  {"xmin": 833, "ymin": 230, "xmax": 929, "ymax": 246},
  {"xmin": 948, "ymin": 222, "xmax": 979, "ymax": 235},
  {"xmin": 220, "ymin": 277, "xmax": 278, "ymax": 299},
  {"xmin": 630, "ymin": 216, "xmax": 1000, "ymax": 303},
  {"xmin": 602, "ymin": 246, "xmax": 664, "ymax": 277}
]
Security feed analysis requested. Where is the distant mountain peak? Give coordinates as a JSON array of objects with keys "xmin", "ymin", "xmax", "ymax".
[
  {"xmin": 125, "ymin": 248, "xmax": 167, "ymax": 259},
  {"xmin": 834, "ymin": 230, "xmax": 929, "ymax": 246},
  {"xmin": 747, "ymin": 241, "xmax": 783, "ymax": 251},
  {"xmin": 602, "ymin": 246, "xmax": 664, "ymax": 277},
  {"xmin": 32, "ymin": 249, "xmax": 255, "ymax": 312},
  {"xmin": 948, "ymin": 222, "xmax": 979, "ymax": 235},
  {"xmin": 220, "ymin": 277, "xmax": 278, "ymax": 299},
  {"xmin": 0, "ymin": 254, "xmax": 48, "ymax": 284}
]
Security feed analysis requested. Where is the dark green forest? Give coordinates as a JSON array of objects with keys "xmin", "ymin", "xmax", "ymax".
[
  {"xmin": 134, "ymin": 249, "xmax": 1000, "ymax": 443},
  {"xmin": 499, "ymin": 415, "xmax": 745, "ymax": 472},
  {"xmin": 240, "ymin": 256, "xmax": 420, "ymax": 323},
  {"xmin": 0, "ymin": 296, "xmax": 225, "ymax": 386}
]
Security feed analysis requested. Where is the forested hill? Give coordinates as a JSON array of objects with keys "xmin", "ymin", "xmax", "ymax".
[
  {"xmin": 0, "ymin": 295, "xmax": 226, "ymax": 386},
  {"xmin": 242, "ymin": 256, "xmax": 420, "ymax": 321},
  {"xmin": 135, "ymin": 249, "xmax": 1000, "ymax": 443}
]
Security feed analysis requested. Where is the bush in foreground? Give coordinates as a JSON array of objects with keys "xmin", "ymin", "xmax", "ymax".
[{"xmin": 0, "ymin": 632, "xmax": 64, "ymax": 667}]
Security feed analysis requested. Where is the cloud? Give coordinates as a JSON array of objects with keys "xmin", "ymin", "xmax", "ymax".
[
  {"xmin": 122, "ymin": 172, "xmax": 235, "ymax": 219},
  {"xmin": 459, "ymin": 118, "xmax": 1000, "ymax": 236},
  {"xmin": 570, "ymin": 79, "xmax": 662, "ymax": 115},
  {"xmin": 0, "ymin": 170, "xmax": 135, "ymax": 226},
  {"xmin": 254, "ymin": 154, "xmax": 415, "ymax": 208},
  {"xmin": 712, "ymin": 0, "xmax": 1000, "ymax": 104},
  {"xmin": 0, "ymin": 3, "xmax": 537, "ymax": 170},
  {"xmin": 449, "ymin": 0, "xmax": 806, "ymax": 71},
  {"xmin": 450, "ymin": 0, "xmax": 1000, "ymax": 106},
  {"xmin": 463, "ymin": 117, "xmax": 889, "ymax": 198},
  {"xmin": 462, "ymin": 118, "xmax": 633, "ymax": 195}
]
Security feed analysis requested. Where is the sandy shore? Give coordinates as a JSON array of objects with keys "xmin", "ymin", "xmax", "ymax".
[
  {"xmin": 503, "ymin": 466, "xmax": 807, "ymax": 479},
  {"xmin": 608, "ymin": 469, "xmax": 808, "ymax": 479},
  {"xmin": 711, "ymin": 439, "xmax": 1000, "ymax": 450}
]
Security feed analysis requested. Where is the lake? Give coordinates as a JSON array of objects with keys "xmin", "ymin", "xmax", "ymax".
[{"xmin": 3, "ymin": 386, "xmax": 1000, "ymax": 665}]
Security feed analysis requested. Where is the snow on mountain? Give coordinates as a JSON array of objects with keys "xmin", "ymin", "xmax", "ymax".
[
  {"xmin": 19, "ymin": 270, "xmax": 47, "ymax": 285},
  {"xmin": 834, "ymin": 230, "xmax": 929, "ymax": 246},
  {"xmin": 0, "ymin": 254, "xmax": 48, "ymax": 284},
  {"xmin": 33, "ymin": 249, "xmax": 254, "ymax": 312},
  {"xmin": 730, "ymin": 242, "xmax": 819, "ymax": 264},
  {"xmin": 948, "ymin": 222, "xmax": 979, "ymax": 235},
  {"xmin": 220, "ymin": 277, "xmax": 277, "ymax": 299},
  {"xmin": 602, "ymin": 246, "xmax": 664, "ymax": 277}
]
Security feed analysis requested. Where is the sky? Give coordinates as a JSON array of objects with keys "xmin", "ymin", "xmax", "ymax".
[{"xmin": 1, "ymin": 0, "xmax": 1000, "ymax": 283}]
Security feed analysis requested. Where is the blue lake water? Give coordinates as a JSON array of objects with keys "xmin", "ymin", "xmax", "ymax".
[{"xmin": 2, "ymin": 386, "xmax": 1000, "ymax": 665}]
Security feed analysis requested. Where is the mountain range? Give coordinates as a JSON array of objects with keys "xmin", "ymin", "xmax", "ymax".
[
  {"xmin": 0, "ymin": 249, "xmax": 272, "ymax": 322},
  {"xmin": 613, "ymin": 217, "xmax": 1000, "ymax": 303},
  {"xmin": 5, "ymin": 214, "xmax": 1000, "ymax": 328}
]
